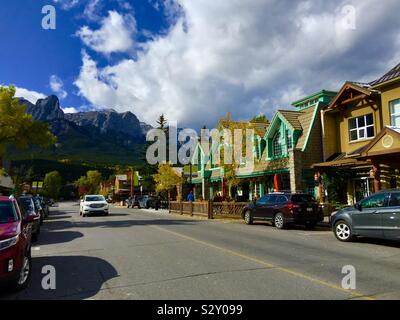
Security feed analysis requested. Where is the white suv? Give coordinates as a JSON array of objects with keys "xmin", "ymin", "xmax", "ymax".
[{"xmin": 80, "ymin": 195, "xmax": 109, "ymax": 217}]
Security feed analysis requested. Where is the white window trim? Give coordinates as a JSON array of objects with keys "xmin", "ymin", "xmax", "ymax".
[
  {"xmin": 390, "ymin": 99, "xmax": 400, "ymax": 126},
  {"xmin": 349, "ymin": 114, "xmax": 375, "ymax": 142}
]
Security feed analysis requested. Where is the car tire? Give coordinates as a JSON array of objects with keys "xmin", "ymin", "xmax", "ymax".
[
  {"xmin": 12, "ymin": 250, "xmax": 32, "ymax": 291},
  {"xmin": 244, "ymin": 210, "xmax": 253, "ymax": 225},
  {"xmin": 274, "ymin": 212, "xmax": 286, "ymax": 229},
  {"xmin": 334, "ymin": 220, "xmax": 353, "ymax": 242}
]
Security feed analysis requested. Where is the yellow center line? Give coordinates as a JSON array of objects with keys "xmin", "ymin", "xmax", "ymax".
[{"xmin": 151, "ymin": 225, "xmax": 375, "ymax": 300}]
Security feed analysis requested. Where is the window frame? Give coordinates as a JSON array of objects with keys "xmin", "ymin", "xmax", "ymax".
[
  {"xmin": 348, "ymin": 113, "xmax": 375, "ymax": 142},
  {"xmin": 389, "ymin": 99, "xmax": 400, "ymax": 127},
  {"xmin": 272, "ymin": 131, "xmax": 282, "ymax": 157}
]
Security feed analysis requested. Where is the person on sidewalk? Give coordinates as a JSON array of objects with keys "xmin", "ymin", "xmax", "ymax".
[{"xmin": 187, "ymin": 190, "xmax": 195, "ymax": 202}]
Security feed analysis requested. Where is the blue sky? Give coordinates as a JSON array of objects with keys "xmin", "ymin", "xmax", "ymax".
[
  {"xmin": 1, "ymin": 0, "xmax": 400, "ymax": 127},
  {"xmin": 0, "ymin": 0, "xmax": 171, "ymax": 111}
]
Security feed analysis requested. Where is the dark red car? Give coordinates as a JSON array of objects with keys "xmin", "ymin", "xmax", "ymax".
[
  {"xmin": 0, "ymin": 196, "xmax": 32, "ymax": 291},
  {"xmin": 242, "ymin": 193, "xmax": 323, "ymax": 229}
]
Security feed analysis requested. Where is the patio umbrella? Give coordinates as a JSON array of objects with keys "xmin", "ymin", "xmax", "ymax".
[{"xmin": 273, "ymin": 174, "xmax": 281, "ymax": 192}]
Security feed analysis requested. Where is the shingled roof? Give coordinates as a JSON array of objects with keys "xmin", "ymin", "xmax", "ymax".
[
  {"xmin": 277, "ymin": 110, "xmax": 303, "ymax": 130},
  {"xmin": 370, "ymin": 62, "xmax": 400, "ymax": 87}
]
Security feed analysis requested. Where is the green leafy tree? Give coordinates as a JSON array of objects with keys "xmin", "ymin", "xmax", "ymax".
[
  {"xmin": 43, "ymin": 171, "xmax": 62, "ymax": 199},
  {"xmin": 0, "ymin": 86, "xmax": 56, "ymax": 164},
  {"xmin": 75, "ymin": 175, "xmax": 89, "ymax": 196},
  {"xmin": 153, "ymin": 163, "xmax": 183, "ymax": 200},
  {"xmin": 86, "ymin": 170, "xmax": 102, "ymax": 194}
]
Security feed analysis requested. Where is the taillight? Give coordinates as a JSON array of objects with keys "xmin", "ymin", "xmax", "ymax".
[{"xmin": 287, "ymin": 202, "xmax": 300, "ymax": 210}]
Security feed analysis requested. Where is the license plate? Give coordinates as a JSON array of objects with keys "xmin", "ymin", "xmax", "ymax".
[{"xmin": 307, "ymin": 208, "xmax": 313, "ymax": 212}]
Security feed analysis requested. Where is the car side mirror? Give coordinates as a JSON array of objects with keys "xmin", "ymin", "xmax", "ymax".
[{"xmin": 355, "ymin": 203, "xmax": 362, "ymax": 211}]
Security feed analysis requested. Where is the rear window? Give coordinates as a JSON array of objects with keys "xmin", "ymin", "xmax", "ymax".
[
  {"xmin": 0, "ymin": 202, "xmax": 18, "ymax": 224},
  {"xmin": 290, "ymin": 194, "xmax": 316, "ymax": 203},
  {"xmin": 19, "ymin": 198, "xmax": 35, "ymax": 211}
]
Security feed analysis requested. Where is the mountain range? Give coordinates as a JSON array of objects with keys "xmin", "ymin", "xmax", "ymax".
[{"xmin": 9, "ymin": 95, "xmax": 153, "ymax": 165}]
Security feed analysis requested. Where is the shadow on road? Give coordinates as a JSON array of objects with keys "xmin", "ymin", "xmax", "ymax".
[
  {"xmin": 356, "ymin": 237, "xmax": 400, "ymax": 248},
  {"xmin": 1, "ymin": 256, "xmax": 119, "ymax": 300},
  {"xmin": 37, "ymin": 230, "xmax": 84, "ymax": 246}
]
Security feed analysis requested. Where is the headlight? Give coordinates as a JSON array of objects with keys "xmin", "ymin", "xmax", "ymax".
[
  {"xmin": 330, "ymin": 211, "xmax": 338, "ymax": 217},
  {"xmin": 0, "ymin": 234, "xmax": 19, "ymax": 251}
]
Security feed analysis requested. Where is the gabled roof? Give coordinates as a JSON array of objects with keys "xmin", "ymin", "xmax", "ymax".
[
  {"xmin": 326, "ymin": 81, "xmax": 377, "ymax": 111},
  {"xmin": 266, "ymin": 103, "xmax": 322, "ymax": 151},
  {"xmin": 296, "ymin": 106, "xmax": 317, "ymax": 150},
  {"xmin": 278, "ymin": 110, "xmax": 303, "ymax": 131},
  {"xmin": 357, "ymin": 126, "xmax": 400, "ymax": 158},
  {"xmin": 370, "ymin": 63, "xmax": 400, "ymax": 87}
]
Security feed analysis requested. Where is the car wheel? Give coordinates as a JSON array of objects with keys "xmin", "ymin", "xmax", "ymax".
[
  {"xmin": 334, "ymin": 220, "xmax": 353, "ymax": 242},
  {"xmin": 13, "ymin": 252, "xmax": 32, "ymax": 291},
  {"xmin": 274, "ymin": 212, "xmax": 286, "ymax": 229},
  {"xmin": 244, "ymin": 210, "xmax": 253, "ymax": 225}
]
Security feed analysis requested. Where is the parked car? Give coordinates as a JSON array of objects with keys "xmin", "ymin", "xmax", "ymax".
[
  {"xmin": 0, "ymin": 196, "xmax": 32, "ymax": 291},
  {"xmin": 242, "ymin": 193, "xmax": 323, "ymax": 229},
  {"xmin": 138, "ymin": 195, "xmax": 160, "ymax": 209},
  {"xmin": 38, "ymin": 196, "xmax": 50, "ymax": 219},
  {"xmin": 126, "ymin": 195, "xmax": 141, "ymax": 208},
  {"xmin": 32, "ymin": 196, "xmax": 45, "ymax": 226},
  {"xmin": 80, "ymin": 195, "xmax": 109, "ymax": 217},
  {"xmin": 18, "ymin": 196, "xmax": 41, "ymax": 242},
  {"xmin": 331, "ymin": 189, "xmax": 400, "ymax": 242}
]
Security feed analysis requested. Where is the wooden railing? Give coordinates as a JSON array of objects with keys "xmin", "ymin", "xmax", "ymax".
[{"xmin": 169, "ymin": 201, "xmax": 246, "ymax": 219}]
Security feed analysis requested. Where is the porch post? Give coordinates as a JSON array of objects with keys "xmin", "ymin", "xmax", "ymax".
[
  {"xmin": 315, "ymin": 170, "xmax": 325, "ymax": 204},
  {"xmin": 371, "ymin": 161, "xmax": 381, "ymax": 192}
]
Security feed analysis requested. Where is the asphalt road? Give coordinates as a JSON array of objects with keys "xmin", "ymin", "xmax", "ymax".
[{"xmin": 2, "ymin": 202, "xmax": 400, "ymax": 300}]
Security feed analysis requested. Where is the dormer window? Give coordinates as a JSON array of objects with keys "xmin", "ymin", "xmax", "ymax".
[
  {"xmin": 286, "ymin": 130, "xmax": 293, "ymax": 149},
  {"xmin": 273, "ymin": 132, "xmax": 282, "ymax": 157}
]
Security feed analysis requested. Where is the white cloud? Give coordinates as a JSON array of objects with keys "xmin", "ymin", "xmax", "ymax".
[
  {"xmin": 62, "ymin": 107, "xmax": 79, "ymax": 113},
  {"xmin": 76, "ymin": 10, "xmax": 136, "ymax": 55},
  {"xmin": 53, "ymin": 0, "xmax": 79, "ymax": 10},
  {"xmin": 83, "ymin": 0, "xmax": 102, "ymax": 21},
  {"xmin": 74, "ymin": 0, "xmax": 400, "ymax": 128},
  {"xmin": 14, "ymin": 87, "xmax": 46, "ymax": 104},
  {"xmin": 49, "ymin": 75, "xmax": 68, "ymax": 99}
]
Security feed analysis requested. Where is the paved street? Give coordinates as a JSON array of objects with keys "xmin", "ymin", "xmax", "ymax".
[{"xmin": 2, "ymin": 202, "xmax": 400, "ymax": 300}]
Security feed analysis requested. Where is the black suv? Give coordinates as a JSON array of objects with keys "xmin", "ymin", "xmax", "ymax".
[{"xmin": 242, "ymin": 193, "xmax": 323, "ymax": 229}]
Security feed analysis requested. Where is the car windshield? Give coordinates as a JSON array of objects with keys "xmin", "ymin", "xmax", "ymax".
[
  {"xmin": 85, "ymin": 196, "xmax": 105, "ymax": 202},
  {"xmin": 291, "ymin": 194, "xmax": 316, "ymax": 203},
  {"xmin": 19, "ymin": 198, "xmax": 35, "ymax": 211},
  {"xmin": 0, "ymin": 202, "xmax": 18, "ymax": 224}
]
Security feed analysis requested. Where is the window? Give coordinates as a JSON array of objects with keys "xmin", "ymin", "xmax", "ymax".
[
  {"xmin": 256, "ymin": 196, "xmax": 270, "ymax": 205},
  {"xmin": 273, "ymin": 132, "xmax": 282, "ymax": 157},
  {"xmin": 360, "ymin": 193, "xmax": 387, "ymax": 209},
  {"xmin": 390, "ymin": 99, "xmax": 400, "ymax": 127},
  {"xmin": 0, "ymin": 202, "xmax": 18, "ymax": 224},
  {"xmin": 286, "ymin": 130, "xmax": 293, "ymax": 149},
  {"xmin": 389, "ymin": 192, "xmax": 400, "ymax": 207},
  {"xmin": 277, "ymin": 195, "xmax": 288, "ymax": 203},
  {"xmin": 349, "ymin": 114, "xmax": 374, "ymax": 142}
]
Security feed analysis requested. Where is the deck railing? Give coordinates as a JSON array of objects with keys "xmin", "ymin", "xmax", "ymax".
[{"xmin": 168, "ymin": 201, "xmax": 246, "ymax": 219}]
